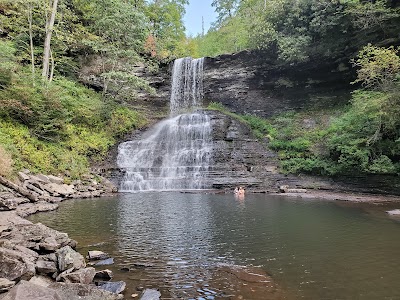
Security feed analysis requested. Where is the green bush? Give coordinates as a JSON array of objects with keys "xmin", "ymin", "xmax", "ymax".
[{"xmin": 0, "ymin": 42, "xmax": 148, "ymax": 178}]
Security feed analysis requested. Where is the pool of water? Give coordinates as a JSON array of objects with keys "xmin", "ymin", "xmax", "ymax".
[{"xmin": 29, "ymin": 193, "xmax": 400, "ymax": 299}]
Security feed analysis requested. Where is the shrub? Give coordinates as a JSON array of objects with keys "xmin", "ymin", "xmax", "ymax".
[{"xmin": 0, "ymin": 145, "xmax": 13, "ymax": 177}]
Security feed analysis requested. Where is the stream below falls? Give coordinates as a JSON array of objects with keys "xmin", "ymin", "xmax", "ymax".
[{"xmin": 29, "ymin": 193, "xmax": 400, "ymax": 299}]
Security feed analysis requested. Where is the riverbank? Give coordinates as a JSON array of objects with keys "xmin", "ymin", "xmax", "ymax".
[
  {"xmin": 0, "ymin": 172, "xmax": 136, "ymax": 299},
  {"xmin": 275, "ymin": 189, "xmax": 400, "ymax": 203},
  {"xmin": 2, "ymin": 174, "xmax": 400, "ymax": 299}
]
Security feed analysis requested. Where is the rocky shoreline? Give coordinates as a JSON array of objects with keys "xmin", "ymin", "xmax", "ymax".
[
  {"xmin": 0, "ymin": 172, "xmax": 162, "ymax": 300},
  {"xmin": 1, "ymin": 172, "xmax": 400, "ymax": 300}
]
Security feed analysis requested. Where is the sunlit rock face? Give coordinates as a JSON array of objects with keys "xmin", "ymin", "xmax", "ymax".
[{"xmin": 202, "ymin": 50, "xmax": 354, "ymax": 118}]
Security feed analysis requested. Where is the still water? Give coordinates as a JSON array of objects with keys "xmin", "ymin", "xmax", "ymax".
[{"xmin": 29, "ymin": 193, "xmax": 400, "ymax": 299}]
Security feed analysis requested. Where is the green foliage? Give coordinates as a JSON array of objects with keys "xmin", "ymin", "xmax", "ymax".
[
  {"xmin": 0, "ymin": 42, "xmax": 148, "ymax": 177},
  {"xmin": 107, "ymin": 107, "xmax": 147, "ymax": 138},
  {"xmin": 352, "ymin": 44, "xmax": 400, "ymax": 90},
  {"xmin": 0, "ymin": 41, "xmax": 17, "ymax": 88},
  {"xmin": 195, "ymin": 0, "xmax": 400, "ymax": 63}
]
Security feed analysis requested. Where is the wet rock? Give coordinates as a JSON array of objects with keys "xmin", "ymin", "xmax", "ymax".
[
  {"xmin": 91, "ymin": 257, "xmax": 114, "ymax": 266},
  {"xmin": 1, "ymin": 281, "xmax": 62, "ymax": 300},
  {"xmin": 0, "ymin": 278, "xmax": 15, "ymax": 293},
  {"xmin": 94, "ymin": 269, "xmax": 113, "ymax": 281},
  {"xmin": 49, "ymin": 282, "xmax": 122, "ymax": 300},
  {"xmin": 56, "ymin": 246, "xmax": 86, "ymax": 272},
  {"xmin": 36, "ymin": 260, "xmax": 58, "ymax": 274},
  {"xmin": 139, "ymin": 289, "xmax": 161, "ymax": 300},
  {"xmin": 386, "ymin": 209, "xmax": 400, "ymax": 215},
  {"xmin": 58, "ymin": 267, "xmax": 96, "ymax": 284},
  {"xmin": 97, "ymin": 281, "xmax": 126, "ymax": 294},
  {"xmin": 132, "ymin": 262, "xmax": 154, "ymax": 269},
  {"xmin": 87, "ymin": 250, "xmax": 110, "ymax": 260}
]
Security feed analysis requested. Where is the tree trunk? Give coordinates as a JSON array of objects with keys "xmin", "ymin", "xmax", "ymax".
[
  {"xmin": 42, "ymin": 0, "xmax": 59, "ymax": 80},
  {"xmin": 28, "ymin": 3, "xmax": 35, "ymax": 83}
]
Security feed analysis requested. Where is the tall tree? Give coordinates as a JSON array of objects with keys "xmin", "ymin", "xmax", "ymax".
[{"xmin": 42, "ymin": 0, "xmax": 59, "ymax": 81}]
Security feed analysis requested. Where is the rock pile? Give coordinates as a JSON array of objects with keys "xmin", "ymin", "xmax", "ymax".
[
  {"xmin": 0, "ymin": 216, "xmax": 124, "ymax": 299},
  {"xmin": 17, "ymin": 171, "xmax": 117, "ymax": 201},
  {"xmin": 0, "ymin": 171, "xmax": 117, "ymax": 218}
]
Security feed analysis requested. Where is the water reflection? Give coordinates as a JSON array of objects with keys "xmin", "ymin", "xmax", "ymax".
[{"xmin": 28, "ymin": 193, "xmax": 400, "ymax": 300}]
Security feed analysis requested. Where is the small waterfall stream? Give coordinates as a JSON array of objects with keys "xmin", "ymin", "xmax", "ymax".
[{"xmin": 117, "ymin": 57, "xmax": 212, "ymax": 191}]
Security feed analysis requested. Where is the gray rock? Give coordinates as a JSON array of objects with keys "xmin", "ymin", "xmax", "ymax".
[
  {"xmin": 56, "ymin": 246, "xmax": 86, "ymax": 272},
  {"xmin": 36, "ymin": 260, "xmax": 58, "ymax": 274},
  {"xmin": 87, "ymin": 250, "xmax": 110, "ymax": 260},
  {"xmin": 36, "ymin": 174, "xmax": 50, "ymax": 183},
  {"xmin": 386, "ymin": 209, "xmax": 400, "ymax": 215},
  {"xmin": 39, "ymin": 253, "xmax": 57, "ymax": 262},
  {"xmin": 97, "ymin": 281, "xmax": 126, "ymax": 294},
  {"xmin": 47, "ymin": 175, "xmax": 64, "ymax": 185},
  {"xmin": 25, "ymin": 183, "xmax": 46, "ymax": 196},
  {"xmin": 49, "ymin": 282, "xmax": 122, "ymax": 300},
  {"xmin": 0, "ymin": 247, "xmax": 36, "ymax": 281},
  {"xmin": 0, "ymin": 278, "xmax": 15, "ymax": 293},
  {"xmin": 92, "ymin": 257, "xmax": 114, "ymax": 266},
  {"xmin": 139, "ymin": 289, "xmax": 161, "ymax": 300},
  {"xmin": 58, "ymin": 267, "xmax": 96, "ymax": 284},
  {"xmin": 39, "ymin": 236, "xmax": 60, "ymax": 251},
  {"xmin": 17, "ymin": 172, "xmax": 30, "ymax": 182},
  {"xmin": 0, "ymin": 198, "xmax": 18, "ymax": 211},
  {"xmin": 16, "ymin": 202, "xmax": 58, "ymax": 218},
  {"xmin": 43, "ymin": 183, "xmax": 75, "ymax": 197},
  {"xmin": 29, "ymin": 275, "xmax": 54, "ymax": 287},
  {"xmin": 94, "ymin": 269, "xmax": 113, "ymax": 281},
  {"xmin": 1, "ymin": 281, "xmax": 62, "ymax": 300}
]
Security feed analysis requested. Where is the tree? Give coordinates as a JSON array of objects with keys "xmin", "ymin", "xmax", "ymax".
[
  {"xmin": 352, "ymin": 44, "xmax": 400, "ymax": 91},
  {"xmin": 211, "ymin": 0, "xmax": 240, "ymax": 26},
  {"xmin": 42, "ymin": 0, "xmax": 59, "ymax": 81}
]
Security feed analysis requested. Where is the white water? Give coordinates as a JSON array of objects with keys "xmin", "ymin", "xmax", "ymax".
[{"xmin": 117, "ymin": 57, "xmax": 212, "ymax": 191}]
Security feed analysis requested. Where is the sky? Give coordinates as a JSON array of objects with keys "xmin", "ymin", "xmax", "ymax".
[{"xmin": 183, "ymin": 0, "xmax": 217, "ymax": 36}]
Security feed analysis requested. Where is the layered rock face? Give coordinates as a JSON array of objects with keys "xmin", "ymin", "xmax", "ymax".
[
  {"xmin": 206, "ymin": 110, "xmax": 282, "ymax": 190},
  {"xmin": 203, "ymin": 51, "xmax": 354, "ymax": 118}
]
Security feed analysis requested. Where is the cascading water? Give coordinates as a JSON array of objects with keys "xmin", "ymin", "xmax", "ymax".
[{"xmin": 117, "ymin": 57, "xmax": 212, "ymax": 191}]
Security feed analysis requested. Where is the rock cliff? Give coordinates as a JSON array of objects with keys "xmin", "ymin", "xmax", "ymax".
[{"xmin": 203, "ymin": 50, "xmax": 354, "ymax": 118}]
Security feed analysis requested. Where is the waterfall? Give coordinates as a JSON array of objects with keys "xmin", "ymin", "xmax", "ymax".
[
  {"xmin": 170, "ymin": 57, "xmax": 204, "ymax": 115},
  {"xmin": 117, "ymin": 57, "xmax": 212, "ymax": 191}
]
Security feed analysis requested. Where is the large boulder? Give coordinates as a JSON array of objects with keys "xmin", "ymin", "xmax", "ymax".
[
  {"xmin": 35, "ymin": 260, "xmax": 58, "ymax": 274},
  {"xmin": 56, "ymin": 246, "xmax": 86, "ymax": 272},
  {"xmin": 4, "ymin": 223, "xmax": 75, "ymax": 251},
  {"xmin": 47, "ymin": 175, "xmax": 64, "ymax": 185},
  {"xmin": 58, "ymin": 267, "xmax": 96, "ymax": 284},
  {"xmin": 43, "ymin": 183, "xmax": 75, "ymax": 197},
  {"xmin": 1, "ymin": 281, "xmax": 62, "ymax": 300},
  {"xmin": 0, "ymin": 247, "xmax": 36, "ymax": 281}
]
